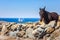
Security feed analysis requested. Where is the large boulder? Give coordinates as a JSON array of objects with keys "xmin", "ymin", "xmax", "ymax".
[
  {"xmin": 45, "ymin": 27, "xmax": 54, "ymax": 34},
  {"xmin": 25, "ymin": 28, "xmax": 35, "ymax": 39},
  {"xmin": 47, "ymin": 28, "xmax": 60, "ymax": 40},
  {"xmin": 32, "ymin": 27, "xmax": 45, "ymax": 38}
]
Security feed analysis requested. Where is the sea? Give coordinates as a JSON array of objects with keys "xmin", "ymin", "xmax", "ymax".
[{"xmin": 0, "ymin": 18, "xmax": 40, "ymax": 23}]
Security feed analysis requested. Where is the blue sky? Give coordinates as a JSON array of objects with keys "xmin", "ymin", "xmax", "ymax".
[{"xmin": 0, "ymin": 0, "xmax": 60, "ymax": 18}]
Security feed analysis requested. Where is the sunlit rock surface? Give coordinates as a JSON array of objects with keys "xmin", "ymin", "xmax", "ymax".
[{"xmin": 0, "ymin": 20, "xmax": 60, "ymax": 40}]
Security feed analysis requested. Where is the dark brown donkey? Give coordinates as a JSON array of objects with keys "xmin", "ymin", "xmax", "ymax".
[{"xmin": 39, "ymin": 7, "xmax": 59, "ymax": 26}]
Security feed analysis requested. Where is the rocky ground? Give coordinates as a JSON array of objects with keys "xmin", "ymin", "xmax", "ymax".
[{"xmin": 0, "ymin": 20, "xmax": 60, "ymax": 40}]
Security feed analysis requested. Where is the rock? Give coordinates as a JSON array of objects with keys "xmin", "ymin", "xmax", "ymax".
[
  {"xmin": 54, "ymin": 36, "xmax": 60, "ymax": 40},
  {"xmin": 0, "ymin": 35, "xmax": 17, "ymax": 40},
  {"xmin": 10, "ymin": 24, "xmax": 19, "ymax": 31},
  {"xmin": 2, "ymin": 22, "xmax": 10, "ymax": 26},
  {"xmin": 39, "ymin": 20, "xmax": 45, "ymax": 25},
  {"xmin": 16, "ymin": 30, "xmax": 25, "ymax": 37},
  {"xmin": 0, "ymin": 35, "xmax": 9, "ymax": 40},
  {"xmin": 16, "ymin": 37, "xmax": 20, "ymax": 40},
  {"xmin": 32, "ymin": 27, "xmax": 45, "ymax": 38},
  {"xmin": 42, "ymin": 21, "xmax": 56, "ymax": 28},
  {"xmin": 26, "ymin": 23, "xmax": 33, "ymax": 28},
  {"xmin": 25, "ymin": 28, "xmax": 35, "ymax": 39},
  {"xmin": 0, "ymin": 25, "xmax": 3, "ymax": 31},
  {"xmin": 59, "ymin": 15, "xmax": 60, "ymax": 20},
  {"xmin": 21, "ymin": 25, "xmax": 27, "ymax": 31},
  {"xmin": 0, "ymin": 20, "xmax": 60, "ymax": 40},
  {"xmin": 54, "ymin": 16, "xmax": 60, "ymax": 29},
  {"xmin": 45, "ymin": 27, "xmax": 55, "ymax": 34},
  {"xmin": 10, "ymin": 22, "xmax": 16, "ymax": 25},
  {"xmin": 47, "ymin": 28, "xmax": 60, "ymax": 40},
  {"xmin": 38, "ymin": 21, "xmax": 56, "ymax": 29},
  {"xmin": 9, "ymin": 31, "xmax": 19, "ymax": 37},
  {"xmin": 1, "ymin": 25, "xmax": 8, "ymax": 35},
  {"xmin": 55, "ymin": 20, "xmax": 60, "ymax": 29},
  {"xmin": 32, "ymin": 20, "xmax": 56, "ymax": 39}
]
